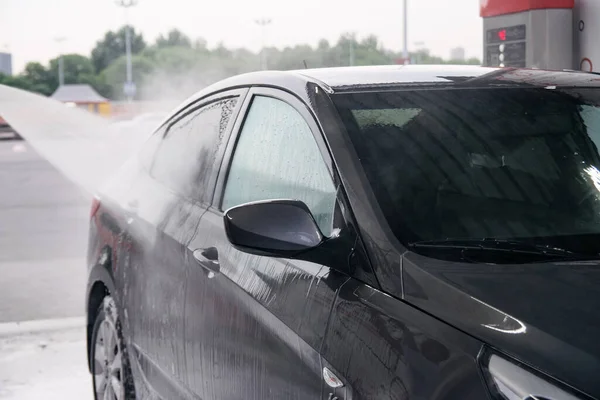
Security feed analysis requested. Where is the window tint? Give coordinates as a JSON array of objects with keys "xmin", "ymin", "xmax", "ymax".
[
  {"xmin": 222, "ymin": 96, "xmax": 337, "ymax": 236},
  {"xmin": 150, "ymin": 97, "xmax": 238, "ymax": 201}
]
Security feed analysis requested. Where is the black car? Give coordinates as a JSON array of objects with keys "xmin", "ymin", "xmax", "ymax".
[{"xmin": 86, "ymin": 65, "xmax": 600, "ymax": 400}]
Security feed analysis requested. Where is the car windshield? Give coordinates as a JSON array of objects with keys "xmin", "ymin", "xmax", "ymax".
[{"xmin": 333, "ymin": 87, "xmax": 600, "ymax": 262}]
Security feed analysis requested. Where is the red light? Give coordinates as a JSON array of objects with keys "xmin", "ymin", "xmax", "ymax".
[{"xmin": 498, "ymin": 29, "xmax": 507, "ymax": 41}]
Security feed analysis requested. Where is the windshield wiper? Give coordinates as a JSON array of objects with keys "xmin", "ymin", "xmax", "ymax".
[{"xmin": 408, "ymin": 238, "xmax": 596, "ymax": 259}]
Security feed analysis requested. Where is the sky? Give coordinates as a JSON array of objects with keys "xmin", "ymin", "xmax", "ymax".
[{"xmin": 0, "ymin": 0, "xmax": 483, "ymax": 74}]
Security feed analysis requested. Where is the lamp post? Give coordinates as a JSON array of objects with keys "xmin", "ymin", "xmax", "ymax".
[
  {"xmin": 55, "ymin": 37, "xmax": 66, "ymax": 86},
  {"xmin": 403, "ymin": 0, "xmax": 409, "ymax": 64},
  {"xmin": 116, "ymin": 0, "xmax": 138, "ymax": 102},
  {"xmin": 255, "ymin": 18, "xmax": 272, "ymax": 70}
]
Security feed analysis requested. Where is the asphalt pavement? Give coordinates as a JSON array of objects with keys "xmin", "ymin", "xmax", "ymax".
[
  {"xmin": 0, "ymin": 319, "xmax": 91, "ymax": 400},
  {"xmin": 0, "ymin": 138, "xmax": 90, "ymax": 323},
  {"xmin": 0, "ymin": 119, "xmax": 156, "ymax": 398}
]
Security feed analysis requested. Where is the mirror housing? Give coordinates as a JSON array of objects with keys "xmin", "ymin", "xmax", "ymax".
[{"xmin": 224, "ymin": 199, "xmax": 325, "ymax": 257}]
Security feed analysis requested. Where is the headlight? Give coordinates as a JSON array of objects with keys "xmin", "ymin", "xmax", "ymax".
[{"xmin": 483, "ymin": 353, "xmax": 585, "ymax": 400}]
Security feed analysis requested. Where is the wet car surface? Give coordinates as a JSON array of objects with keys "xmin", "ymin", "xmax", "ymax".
[{"xmin": 86, "ymin": 65, "xmax": 600, "ymax": 400}]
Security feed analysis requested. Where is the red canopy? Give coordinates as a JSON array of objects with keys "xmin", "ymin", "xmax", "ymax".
[{"xmin": 480, "ymin": 0, "xmax": 574, "ymax": 17}]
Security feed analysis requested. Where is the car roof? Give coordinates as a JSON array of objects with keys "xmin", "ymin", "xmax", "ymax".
[
  {"xmin": 176, "ymin": 65, "xmax": 600, "ymax": 115},
  {"xmin": 294, "ymin": 64, "xmax": 600, "ymax": 91},
  {"xmin": 229, "ymin": 65, "xmax": 600, "ymax": 92},
  {"xmin": 293, "ymin": 65, "xmax": 498, "ymax": 89}
]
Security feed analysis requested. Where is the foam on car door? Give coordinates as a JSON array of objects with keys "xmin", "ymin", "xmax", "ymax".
[
  {"xmin": 123, "ymin": 92, "xmax": 246, "ymax": 398},
  {"xmin": 183, "ymin": 89, "xmax": 353, "ymax": 400}
]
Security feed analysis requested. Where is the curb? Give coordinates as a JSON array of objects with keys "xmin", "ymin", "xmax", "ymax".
[{"xmin": 0, "ymin": 316, "xmax": 86, "ymax": 338}]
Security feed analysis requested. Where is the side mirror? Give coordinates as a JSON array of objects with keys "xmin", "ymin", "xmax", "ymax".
[{"xmin": 224, "ymin": 199, "xmax": 325, "ymax": 257}]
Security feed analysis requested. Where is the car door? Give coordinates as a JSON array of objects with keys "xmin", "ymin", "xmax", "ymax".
[
  {"xmin": 121, "ymin": 90, "xmax": 246, "ymax": 398},
  {"xmin": 183, "ymin": 88, "xmax": 359, "ymax": 400}
]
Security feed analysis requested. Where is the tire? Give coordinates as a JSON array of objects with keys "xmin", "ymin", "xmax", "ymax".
[{"xmin": 90, "ymin": 296, "xmax": 136, "ymax": 400}]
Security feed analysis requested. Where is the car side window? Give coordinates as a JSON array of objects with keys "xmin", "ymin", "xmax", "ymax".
[
  {"xmin": 150, "ymin": 97, "xmax": 238, "ymax": 202},
  {"xmin": 222, "ymin": 95, "xmax": 337, "ymax": 236}
]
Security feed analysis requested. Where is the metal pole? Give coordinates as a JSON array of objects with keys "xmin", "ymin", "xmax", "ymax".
[
  {"xmin": 125, "ymin": 24, "xmax": 132, "ymax": 84},
  {"xmin": 255, "ymin": 18, "xmax": 272, "ymax": 70},
  {"xmin": 116, "ymin": 0, "xmax": 137, "ymax": 102},
  {"xmin": 403, "ymin": 0, "xmax": 409, "ymax": 63},
  {"xmin": 58, "ymin": 56, "xmax": 65, "ymax": 86},
  {"xmin": 55, "ymin": 37, "xmax": 66, "ymax": 86},
  {"xmin": 261, "ymin": 24, "xmax": 266, "ymax": 70}
]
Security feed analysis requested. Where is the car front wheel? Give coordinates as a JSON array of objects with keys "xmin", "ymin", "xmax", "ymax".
[{"xmin": 90, "ymin": 296, "xmax": 135, "ymax": 400}]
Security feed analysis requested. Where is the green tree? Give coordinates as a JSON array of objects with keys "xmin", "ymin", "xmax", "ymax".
[
  {"xmin": 0, "ymin": 73, "xmax": 33, "ymax": 91},
  {"xmin": 79, "ymin": 73, "xmax": 112, "ymax": 99},
  {"xmin": 193, "ymin": 38, "xmax": 208, "ymax": 51},
  {"xmin": 144, "ymin": 46, "xmax": 201, "ymax": 73},
  {"xmin": 21, "ymin": 62, "xmax": 54, "ymax": 95},
  {"xmin": 466, "ymin": 57, "xmax": 482, "ymax": 65},
  {"xmin": 49, "ymin": 54, "xmax": 95, "ymax": 86},
  {"xmin": 271, "ymin": 44, "xmax": 321, "ymax": 70},
  {"xmin": 409, "ymin": 48, "xmax": 444, "ymax": 65},
  {"xmin": 101, "ymin": 54, "xmax": 154, "ymax": 100},
  {"xmin": 156, "ymin": 29, "xmax": 192, "ymax": 48},
  {"xmin": 91, "ymin": 26, "xmax": 146, "ymax": 73},
  {"xmin": 1, "ymin": 27, "xmax": 482, "ymax": 101},
  {"xmin": 22, "ymin": 62, "xmax": 50, "ymax": 84},
  {"xmin": 354, "ymin": 35, "xmax": 392, "ymax": 66}
]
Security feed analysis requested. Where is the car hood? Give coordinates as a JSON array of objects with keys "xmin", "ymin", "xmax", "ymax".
[{"xmin": 402, "ymin": 253, "xmax": 600, "ymax": 399}]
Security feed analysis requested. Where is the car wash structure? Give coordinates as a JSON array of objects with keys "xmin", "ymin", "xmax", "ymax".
[
  {"xmin": 481, "ymin": 0, "xmax": 599, "ymax": 72},
  {"xmin": 50, "ymin": 84, "xmax": 111, "ymax": 116}
]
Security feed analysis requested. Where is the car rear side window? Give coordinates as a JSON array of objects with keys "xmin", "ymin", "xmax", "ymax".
[
  {"xmin": 150, "ymin": 97, "xmax": 238, "ymax": 202},
  {"xmin": 221, "ymin": 95, "xmax": 337, "ymax": 237}
]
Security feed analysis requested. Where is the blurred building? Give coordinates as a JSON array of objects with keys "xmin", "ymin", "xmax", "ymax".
[
  {"xmin": 0, "ymin": 52, "xmax": 12, "ymax": 76},
  {"xmin": 450, "ymin": 47, "xmax": 466, "ymax": 61},
  {"xmin": 51, "ymin": 84, "xmax": 111, "ymax": 116}
]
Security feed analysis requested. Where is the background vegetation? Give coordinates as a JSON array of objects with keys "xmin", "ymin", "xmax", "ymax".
[{"xmin": 0, "ymin": 27, "xmax": 480, "ymax": 101}]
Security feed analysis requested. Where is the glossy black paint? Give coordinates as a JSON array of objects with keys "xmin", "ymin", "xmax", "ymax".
[
  {"xmin": 402, "ymin": 253, "xmax": 600, "ymax": 398},
  {"xmin": 86, "ymin": 66, "xmax": 600, "ymax": 400},
  {"xmin": 321, "ymin": 279, "xmax": 489, "ymax": 400},
  {"xmin": 224, "ymin": 199, "xmax": 324, "ymax": 255},
  {"xmin": 182, "ymin": 203, "xmax": 349, "ymax": 399}
]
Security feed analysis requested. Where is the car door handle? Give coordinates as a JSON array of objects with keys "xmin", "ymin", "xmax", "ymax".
[{"xmin": 192, "ymin": 247, "xmax": 220, "ymax": 278}]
